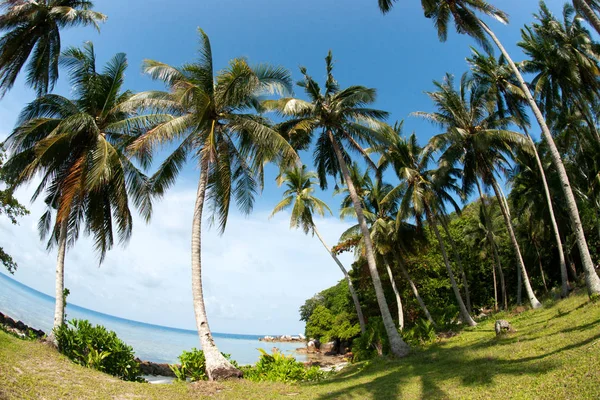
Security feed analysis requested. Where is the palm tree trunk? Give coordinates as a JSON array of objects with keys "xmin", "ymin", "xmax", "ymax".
[
  {"xmin": 517, "ymin": 266, "xmax": 523, "ymax": 306},
  {"xmin": 49, "ymin": 218, "xmax": 68, "ymax": 344},
  {"xmin": 491, "ymin": 261, "xmax": 498, "ymax": 312},
  {"xmin": 426, "ymin": 208, "xmax": 477, "ymax": 326},
  {"xmin": 489, "ymin": 178, "xmax": 542, "ymax": 309},
  {"xmin": 328, "ymin": 130, "xmax": 410, "ymax": 357},
  {"xmin": 523, "ymin": 129, "xmax": 570, "ymax": 297},
  {"xmin": 574, "ymin": 0, "xmax": 600, "ymax": 35},
  {"xmin": 479, "ymin": 21, "xmax": 600, "ymax": 297},
  {"xmin": 440, "ymin": 218, "xmax": 472, "ymax": 314},
  {"xmin": 384, "ymin": 261, "xmax": 404, "ymax": 330},
  {"xmin": 313, "ymin": 226, "xmax": 366, "ymax": 334},
  {"xmin": 534, "ymin": 241, "xmax": 549, "ymax": 293},
  {"xmin": 191, "ymin": 157, "xmax": 241, "ymax": 380},
  {"xmin": 394, "ymin": 252, "xmax": 436, "ymax": 326},
  {"xmin": 476, "ymin": 183, "xmax": 508, "ymax": 309}
]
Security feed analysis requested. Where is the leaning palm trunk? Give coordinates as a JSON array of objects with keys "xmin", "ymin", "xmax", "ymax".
[
  {"xmin": 385, "ymin": 261, "xmax": 404, "ymax": 330},
  {"xmin": 534, "ymin": 241, "xmax": 549, "ymax": 293},
  {"xmin": 573, "ymin": 0, "xmax": 600, "ymax": 35},
  {"xmin": 328, "ymin": 131, "xmax": 410, "ymax": 357},
  {"xmin": 491, "ymin": 261, "xmax": 498, "ymax": 312},
  {"xmin": 517, "ymin": 265, "xmax": 523, "ymax": 306},
  {"xmin": 476, "ymin": 181, "xmax": 508, "ymax": 309},
  {"xmin": 426, "ymin": 208, "xmax": 477, "ymax": 326},
  {"xmin": 395, "ymin": 253, "xmax": 436, "ymax": 326},
  {"xmin": 524, "ymin": 129, "xmax": 570, "ymax": 297},
  {"xmin": 313, "ymin": 226, "xmax": 366, "ymax": 334},
  {"xmin": 191, "ymin": 158, "xmax": 241, "ymax": 380},
  {"xmin": 440, "ymin": 219, "xmax": 472, "ymax": 314},
  {"xmin": 490, "ymin": 178, "xmax": 542, "ymax": 309},
  {"xmin": 479, "ymin": 20, "xmax": 600, "ymax": 297},
  {"xmin": 49, "ymin": 218, "xmax": 68, "ymax": 344}
]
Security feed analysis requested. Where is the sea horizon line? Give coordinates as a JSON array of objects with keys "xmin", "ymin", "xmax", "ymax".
[{"xmin": 0, "ymin": 272, "xmax": 284, "ymax": 339}]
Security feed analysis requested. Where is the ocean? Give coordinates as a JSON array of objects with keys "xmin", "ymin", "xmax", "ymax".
[{"xmin": 0, "ymin": 273, "xmax": 306, "ymax": 365}]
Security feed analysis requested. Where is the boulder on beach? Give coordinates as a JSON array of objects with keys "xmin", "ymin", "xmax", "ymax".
[{"xmin": 320, "ymin": 341, "xmax": 337, "ymax": 356}]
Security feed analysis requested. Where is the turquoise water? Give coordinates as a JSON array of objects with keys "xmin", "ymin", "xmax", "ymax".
[{"xmin": 0, "ymin": 273, "xmax": 306, "ymax": 365}]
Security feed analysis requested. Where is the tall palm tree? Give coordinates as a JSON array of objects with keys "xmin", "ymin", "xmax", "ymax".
[
  {"xmin": 463, "ymin": 199, "xmax": 506, "ymax": 311},
  {"xmin": 422, "ymin": 74, "xmax": 543, "ymax": 309},
  {"xmin": 377, "ymin": 127, "xmax": 477, "ymax": 326},
  {"xmin": 337, "ymin": 165, "xmax": 407, "ymax": 330},
  {"xmin": 271, "ymin": 165, "xmax": 366, "ymax": 334},
  {"xmin": 573, "ymin": 0, "xmax": 600, "ymax": 36},
  {"xmin": 467, "ymin": 48, "xmax": 570, "ymax": 298},
  {"xmin": 378, "ymin": 0, "xmax": 600, "ymax": 297},
  {"xmin": 2, "ymin": 42, "xmax": 152, "ymax": 341},
  {"xmin": 264, "ymin": 51, "xmax": 410, "ymax": 357},
  {"xmin": 0, "ymin": 0, "xmax": 106, "ymax": 98},
  {"xmin": 128, "ymin": 29, "xmax": 296, "ymax": 379},
  {"xmin": 520, "ymin": 3, "xmax": 600, "ymax": 136}
]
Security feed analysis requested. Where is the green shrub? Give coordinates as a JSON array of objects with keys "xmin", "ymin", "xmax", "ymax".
[
  {"xmin": 54, "ymin": 319, "xmax": 142, "ymax": 382},
  {"xmin": 401, "ymin": 318, "xmax": 437, "ymax": 346},
  {"xmin": 351, "ymin": 317, "xmax": 389, "ymax": 362},
  {"xmin": 241, "ymin": 349, "xmax": 328, "ymax": 383},
  {"xmin": 170, "ymin": 348, "xmax": 238, "ymax": 381}
]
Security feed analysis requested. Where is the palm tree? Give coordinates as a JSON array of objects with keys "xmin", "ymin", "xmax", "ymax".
[
  {"xmin": 264, "ymin": 51, "xmax": 410, "ymax": 357},
  {"xmin": 422, "ymin": 74, "xmax": 543, "ymax": 309},
  {"xmin": 2, "ymin": 42, "xmax": 152, "ymax": 341},
  {"xmin": 0, "ymin": 0, "xmax": 106, "ymax": 98},
  {"xmin": 467, "ymin": 48, "xmax": 570, "ymax": 298},
  {"xmin": 378, "ymin": 0, "xmax": 600, "ymax": 297},
  {"xmin": 128, "ymin": 29, "xmax": 296, "ymax": 379},
  {"xmin": 271, "ymin": 165, "xmax": 366, "ymax": 334},
  {"xmin": 377, "ymin": 126, "xmax": 477, "ymax": 326},
  {"xmin": 464, "ymin": 197, "xmax": 507, "ymax": 310},
  {"xmin": 573, "ymin": 0, "xmax": 600, "ymax": 35},
  {"xmin": 337, "ymin": 165, "xmax": 407, "ymax": 330},
  {"xmin": 520, "ymin": 3, "xmax": 600, "ymax": 137}
]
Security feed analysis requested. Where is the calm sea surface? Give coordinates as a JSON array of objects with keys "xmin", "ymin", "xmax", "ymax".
[{"xmin": 0, "ymin": 273, "xmax": 306, "ymax": 365}]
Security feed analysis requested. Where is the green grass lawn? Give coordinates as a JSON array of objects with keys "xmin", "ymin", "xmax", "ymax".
[{"xmin": 1, "ymin": 291, "xmax": 599, "ymax": 399}]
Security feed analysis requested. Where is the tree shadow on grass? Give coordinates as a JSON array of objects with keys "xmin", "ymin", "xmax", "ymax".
[{"xmin": 311, "ymin": 342, "xmax": 558, "ymax": 400}]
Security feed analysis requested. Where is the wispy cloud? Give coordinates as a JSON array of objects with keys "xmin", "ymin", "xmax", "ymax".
[{"xmin": 1, "ymin": 181, "xmax": 355, "ymax": 335}]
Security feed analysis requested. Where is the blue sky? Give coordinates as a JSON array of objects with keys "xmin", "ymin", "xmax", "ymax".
[{"xmin": 0, "ymin": 0, "xmax": 568, "ymax": 335}]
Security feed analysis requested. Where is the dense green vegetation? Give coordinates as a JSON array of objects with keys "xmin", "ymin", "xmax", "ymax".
[
  {"xmin": 54, "ymin": 319, "xmax": 143, "ymax": 382},
  {"xmin": 2, "ymin": 0, "xmax": 600, "ymax": 395},
  {"xmin": 1, "ymin": 291, "xmax": 599, "ymax": 399}
]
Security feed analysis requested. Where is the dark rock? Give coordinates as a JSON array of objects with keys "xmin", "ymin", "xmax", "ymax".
[
  {"xmin": 0, "ymin": 312, "xmax": 5, "ymax": 324},
  {"xmin": 495, "ymin": 320, "xmax": 515, "ymax": 336},
  {"xmin": 15, "ymin": 321, "xmax": 27, "ymax": 331},
  {"xmin": 320, "ymin": 341, "xmax": 338, "ymax": 356},
  {"xmin": 307, "ymin": 340, "xmax": 318, "ymax": 353},
  {"xmin": 4, "ymin": 316, "xmax": 16, "ymax": 328},
  {"xmin": 136, "ymin": 358, "xmax": 177, "ymax": 377}
]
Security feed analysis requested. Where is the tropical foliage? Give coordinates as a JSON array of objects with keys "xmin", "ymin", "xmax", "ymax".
[
  {"xmin": 54, "ymin": 319, "xmax": 142, "ymax": 382},
  {"xmin": 1, "ymin": 0, "xmax": 600, "ymax": 387}
]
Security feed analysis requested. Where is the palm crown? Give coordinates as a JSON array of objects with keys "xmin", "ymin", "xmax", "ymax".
[
  {"xmin": 129, "ymin": 29, "xmax": 297, "ymax": 232},
  {"xmin": 3, "ymin": 42, "xmax": 150, "ymax": 262},
  {"xmin": 270, "ymin": 165, "xmax": 332, "ymax": 235},
  {"xmin": 0, "ymin": 0, "xmax": 106, "ymax": 98},
  {"xmin": 264, "ymin": 51, "xmax": 387, "ymax": 189}
]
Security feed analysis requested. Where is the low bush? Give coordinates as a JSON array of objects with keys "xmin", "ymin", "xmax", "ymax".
[
  {"xmin": 170, "ymin": 348, "xmax": 238, "ymax": 381},
  {"xmin": 54, "ymin": 319, "xmax": 142, "ymax": 382},
  {"xmin": 351, "ymin": 317, "xmax": 389, "ymax": 361},
  {"xmin": 241, "ymin": 349, "xmax": 328, "ymax": 383},
  {"xmin": 401, "ymin": 318, "xmax": 437, "ymax": 346}
]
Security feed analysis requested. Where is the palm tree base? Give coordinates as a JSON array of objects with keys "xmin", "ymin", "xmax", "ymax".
[{"xmin": 206, "ymin": 364, "xmax": 243, "ymax": 381}]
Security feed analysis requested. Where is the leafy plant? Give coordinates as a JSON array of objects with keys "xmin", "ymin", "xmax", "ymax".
[
  {"xmin": 241, "ymin": 349, "xmax": 328, "ymax": 383},
  {"xmin": 170, "ymin": 349, "xmax": 238, "ymax": 381},
  {"xmin": 54, "ymin": 319, "xmax": 142, "ymax": 382},
  {"xmin": 351, "ymin": 317, "xmax": 389, "ymax": 361},
  {"xmin": 402, "ymin": 318, "xmax": 437, "ymax": 346}
]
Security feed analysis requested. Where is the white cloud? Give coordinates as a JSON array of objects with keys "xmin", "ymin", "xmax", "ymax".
[{"xmin": 1, "ymin": 180, "xmax": 355, "ymax": 335}]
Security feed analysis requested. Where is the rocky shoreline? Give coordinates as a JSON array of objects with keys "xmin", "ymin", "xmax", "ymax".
[{"xmin": 0, "ymin": 311, "xmax": 348, "ymax": 377}]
